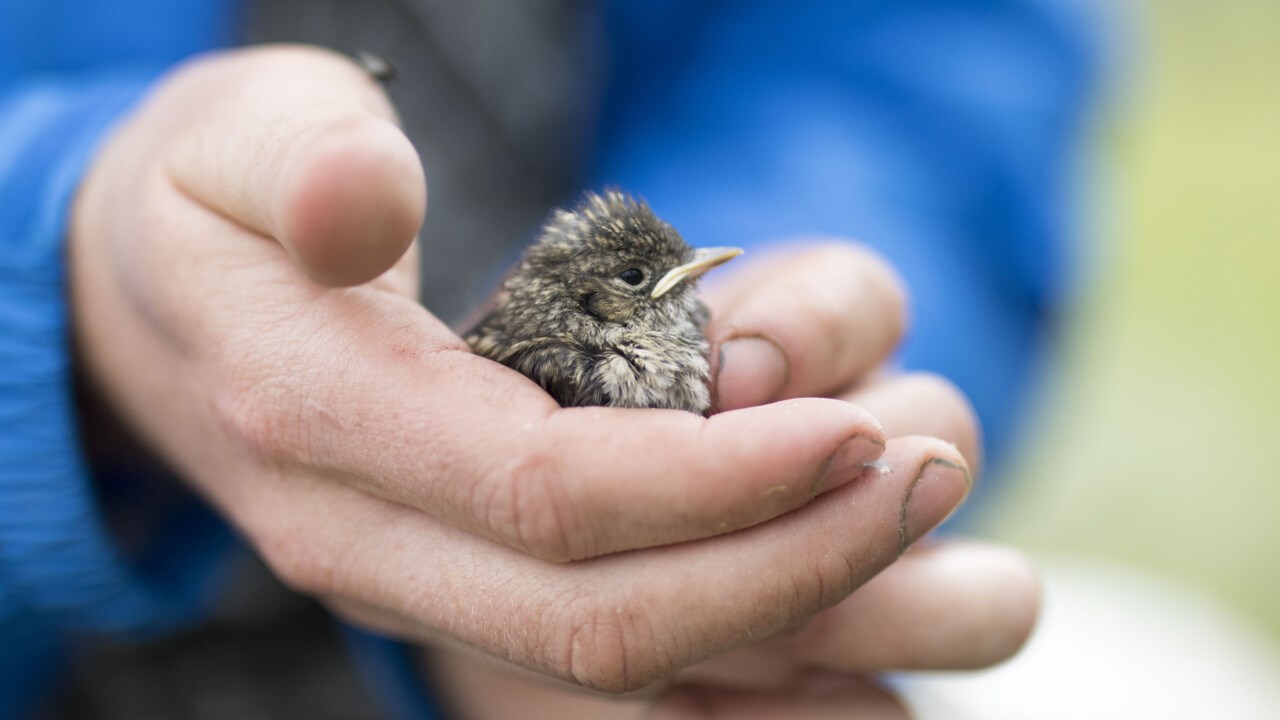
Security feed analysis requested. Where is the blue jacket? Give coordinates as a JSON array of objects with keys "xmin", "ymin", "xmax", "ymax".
[{"xmin": 0, "ymin": 1, "xmax": 1100, "ymax": 717}]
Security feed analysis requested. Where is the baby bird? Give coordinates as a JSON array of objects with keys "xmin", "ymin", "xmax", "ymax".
[{"xmin": 465, "ymin": 190, "xmax": 741, "ymax": 414}]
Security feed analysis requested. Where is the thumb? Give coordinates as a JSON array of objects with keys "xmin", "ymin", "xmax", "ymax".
[{"xmin": 166, "ymin": 45, "xmax": 425, "ymax": 287}]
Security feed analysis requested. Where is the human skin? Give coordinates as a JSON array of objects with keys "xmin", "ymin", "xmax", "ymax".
[{"xmin": 69, "ymin": 46, "xmax": 1037, "ymax": 714}]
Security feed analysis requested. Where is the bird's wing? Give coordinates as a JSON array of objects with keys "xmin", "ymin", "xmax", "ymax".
[{"xmin": 498, "ymin": 335, "xmax": 604, "ymax": 408}]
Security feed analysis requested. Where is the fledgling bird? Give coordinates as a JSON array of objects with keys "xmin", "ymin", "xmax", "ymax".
[{"xmin": 465, "ymin": 190, "xmax": 742, "ymax": 414}]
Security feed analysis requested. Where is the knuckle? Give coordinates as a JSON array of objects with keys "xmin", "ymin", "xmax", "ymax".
[
  {"xmin": 549, "ymin": 595, "xmax": 672, "ymax": 694},
  {"xmin": 254, "ymin": 525, "xmax": 338, "ymax": 597},
  {"xmin": 812, "ymin": 548, "xmax": 862, "ymax": 610},
  {"xmin": 480, "ymin": 449, "xmax": 580, "ymax": 561},
  {"xmin": 803, "ymin": 544, "xmax": 889, "ymax": 626},
  {"xmin": 216, "ymin": 376, "xmax": 311, "ymax": 465},
  {"xmin": 772, "ymin": 547, "xmax": 899, "ymax": 655}
]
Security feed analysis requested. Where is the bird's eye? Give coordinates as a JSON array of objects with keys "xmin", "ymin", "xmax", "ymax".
[{"xmin": 618, "ymin": 268, "xmax": 645, "ymax": 286}]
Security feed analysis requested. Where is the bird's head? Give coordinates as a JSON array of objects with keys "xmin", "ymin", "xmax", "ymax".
[{"xmin": 519, "ymin": 190, "xmax": 742, "ymax": 326}]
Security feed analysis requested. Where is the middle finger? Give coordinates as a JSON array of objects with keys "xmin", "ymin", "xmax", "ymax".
[{"xmin": 702, "ymin": 243, "xmax": 909, "ymax": 412}]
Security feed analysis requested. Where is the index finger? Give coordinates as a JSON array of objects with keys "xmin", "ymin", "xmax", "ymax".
[{"xmin": 220, "ymin": 297, "xmax": 887, "ymax": 561}]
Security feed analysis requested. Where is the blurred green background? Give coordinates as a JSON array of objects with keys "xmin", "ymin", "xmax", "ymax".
[{"xmin": 980, "ymin": 0, "xmax": 1280, "ymax": 643}]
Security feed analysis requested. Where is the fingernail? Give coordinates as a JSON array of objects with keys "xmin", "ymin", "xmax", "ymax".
[
  {"xmin": 816, "ymin": 434, "xmax": 885, "ymax": 494},
  {"xmin": 899, "ymin": 457, "xmax": 972, "ymax": 552},
  {"xmin": 714, "ymin": 336, "xmax": 788, "ymax": 411}
]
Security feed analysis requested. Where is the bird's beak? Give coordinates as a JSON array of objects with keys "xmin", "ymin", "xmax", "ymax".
[{"xmin": 651, "ymin": 247, "xmax": 744, "ymax": 298}]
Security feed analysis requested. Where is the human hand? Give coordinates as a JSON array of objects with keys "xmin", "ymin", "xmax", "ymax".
[
  {"xmin": 423, "ymin": 247, "xmax": 1039, "ymax": 717},
  {"xmin": 71, "ymin": 45, "xmax": 986, "ymax": 695},
  {"xmin": 656, "ymin": 247, "xmax": 1038, "ymax": 715}
]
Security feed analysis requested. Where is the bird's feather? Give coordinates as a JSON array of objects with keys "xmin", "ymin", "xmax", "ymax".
[{"xmin": 463, "ymin": 190, "xmax": 729, "ymax": 414}]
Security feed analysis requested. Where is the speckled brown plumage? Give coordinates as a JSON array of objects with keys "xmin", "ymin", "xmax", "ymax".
[{"xmin": 465, "ymin": 190, "xmax": 740, "ymax": 414}]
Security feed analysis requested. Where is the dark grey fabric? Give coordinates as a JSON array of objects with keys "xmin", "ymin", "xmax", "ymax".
[
  {"xmin": 248, "ymin": 0, "xmax": 595, "ymax": 324},
  {"xmin": 46, "ymin": 557, "xmax": 383, "ymax": 720}
]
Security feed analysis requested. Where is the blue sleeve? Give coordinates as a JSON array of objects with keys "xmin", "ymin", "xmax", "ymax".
[
  {"xmin": 0, "ymin": 1, "xmax": 243, "ymax": 714},
  {"xmin": 0, "ymin": 70, "xmax": 215, "ymax": 718},
  {"xmin": 591, "ymin": 0, "xmax": 1103, "ymax": 512}
]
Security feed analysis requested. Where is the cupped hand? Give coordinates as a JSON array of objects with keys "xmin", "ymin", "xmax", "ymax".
[
  {"xmin": 424, "ymin": 247, "xmax": 1039, "ymax": 717},
  {"xmin": 69, "ymin": 44, "xmax": 1020, "ymax": 700},
  {"xmin": 669, "ymin": 247, "xmax": 1037, "ymax": 714}
]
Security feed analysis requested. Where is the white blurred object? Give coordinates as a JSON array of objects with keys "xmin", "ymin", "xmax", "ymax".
[{"xmin": 898, "ymin": 560, "xmax": 1280, "ymax": 720}]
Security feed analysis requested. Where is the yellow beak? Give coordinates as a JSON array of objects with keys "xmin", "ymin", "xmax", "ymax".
[{"xmin": 651, "ymin": 247, "xmax": 744, "ymax": 299}]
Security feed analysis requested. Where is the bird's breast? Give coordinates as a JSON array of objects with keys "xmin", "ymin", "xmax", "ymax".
[{"xmin": 592, "ymin": 326, "xmax": 712, "ymax": 413}]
